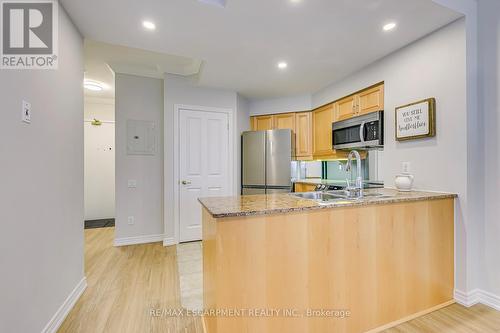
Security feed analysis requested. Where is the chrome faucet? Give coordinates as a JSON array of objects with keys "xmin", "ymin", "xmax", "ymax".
[{"xmin": 345, "ymin": 150, "xmax": 363, "ymax": 198}]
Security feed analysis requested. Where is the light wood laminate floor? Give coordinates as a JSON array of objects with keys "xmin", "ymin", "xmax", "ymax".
[
  {"xmin": 58, "ymin": 227, "xmax": 204, "ymax": 333},
  {"xmin": 59, "ymin": 227, "xmax": 500, "ymax": 333}
]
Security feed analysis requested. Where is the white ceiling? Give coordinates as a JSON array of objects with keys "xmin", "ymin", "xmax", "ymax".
[
  {"xmin": 84, "ymin": 40, "xmax": 202, "ymax": 99},
  {"xmin": 63, "ymin": 0, "xmax": 462, "ymax": 99}
]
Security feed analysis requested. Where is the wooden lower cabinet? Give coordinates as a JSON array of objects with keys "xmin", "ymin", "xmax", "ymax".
[
  {"xmin": 294, "ymin": 183, "xmax": 316, "ymax": 192},
  {"xmin": 202, "ymin": 198, "xmax": 455, "ymax": 333}
]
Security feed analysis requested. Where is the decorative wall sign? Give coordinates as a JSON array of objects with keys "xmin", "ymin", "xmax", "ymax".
[{"xmin": 395, "ymin": 98, "xmax": 436, "ymax": 141}]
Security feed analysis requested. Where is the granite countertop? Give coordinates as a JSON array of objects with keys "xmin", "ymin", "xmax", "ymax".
[{"xmin": 198, "ymin": 188, "xmax": 457, "ymax": 219}]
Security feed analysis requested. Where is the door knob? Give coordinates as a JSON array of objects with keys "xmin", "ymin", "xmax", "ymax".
[{"xmin": 181, "ymin": 180, "xmax": 191, "ymax": 185}]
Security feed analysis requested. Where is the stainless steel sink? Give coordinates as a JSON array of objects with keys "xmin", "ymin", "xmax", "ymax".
[
  {"xmin": 292, "ymin": 191, "xmax": 355, "ymax": 203},
  {"xmin": 292, "ymin": 191, "xmax": 394, "ymax": 203},
  {"xmin": 292, "ymin": 192, "xmax": 342, "ymax": 201}
]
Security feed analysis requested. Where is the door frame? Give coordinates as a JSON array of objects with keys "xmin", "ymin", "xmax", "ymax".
[{"xmin": 172, "ymin": 104, "xmax": 235, "ymax": 244}]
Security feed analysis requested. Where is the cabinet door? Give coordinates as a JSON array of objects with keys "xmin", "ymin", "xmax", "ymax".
[
  {"xmin": 295, "ymin": 112, "xmax": 312, "ymax": 159},
  {"xmin": 273, "ymin": 113, "xmax": 296, "ymax": 131},
  {"xmin": 334, "ymin": 95, "xmax": 357, "ymax": 121},
  {"xmin": 294, "ymin": 183, "xmax": 316, "ymax": 192},
  {"xmin": 312, "ymin": 103, "xmax": 334, "ymax": 156},
  {"xmin": 358, "ymin": 84, "xmax": 384, "ymax": 115},
  {"xmin": 335, "ymin": 95, "xmax": 357, "ymax": 121},
  {"xmin": 250, "ymin": 116, "xmax": 256, "ymax": 130},
  {"xmin": 253, "ymin": 115, "xmax": 274, "ymax": 131}
]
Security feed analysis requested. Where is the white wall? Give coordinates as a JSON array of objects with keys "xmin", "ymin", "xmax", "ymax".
[
  {"xmin": 249, "ymin": 94, "xmax": 311, "ymax": 115},
  {"xmin": 478, "ymin": 0, "xmax": 500, "ymax": 298},
  {"xmin": 163, "ymin": 74, "xmax": 240, "ymax": 244},
  {"xmin": 0, "ymin": 6, "xmax": 85, "ymax": 333},
  {"xmin": 237, "ymin": 94, "xmax": 251, "ymax": 191},
  {"xmin": 84, "ymin": 97, "xmax": 115, "ymax": 220},
  {"xmin": 313, "ymin": 19, "xmax": 466, "ymax": 190},
  {"xmin": 84, "ymin": 97, "xmax": 114, "ymax": 121},
  {"xmin": 115, "ymin": 74, "xmax": 164, "ymax": 241},
  {"xmin": 313, "ymin": 19, "xmax": 469, "ymax": 291}
]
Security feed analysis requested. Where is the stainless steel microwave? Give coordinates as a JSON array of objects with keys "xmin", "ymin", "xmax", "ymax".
[{"xmin": 332, "ymin": 111, "xmax": 384, "ymax": 150}]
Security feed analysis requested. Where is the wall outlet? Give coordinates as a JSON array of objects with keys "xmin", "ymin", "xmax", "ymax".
[
  {"xmin": 128, "ymin": 180, "xmax": 137, "ymax": 188},
  {"xmin": 22, "ymin": 100, "xmax": 31, "ymax": 123},
  {"xmin": 127, "ymin": 216, "xmax": 135, "ymax": 225},
  {"xmin": 402, "ymin": 162, "xmax": 411, "ymax": 174}
]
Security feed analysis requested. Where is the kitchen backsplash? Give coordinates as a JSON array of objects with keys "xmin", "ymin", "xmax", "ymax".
[{"xmin": 326, "ymin": 160, "xmax": 369, "ymax": 181}]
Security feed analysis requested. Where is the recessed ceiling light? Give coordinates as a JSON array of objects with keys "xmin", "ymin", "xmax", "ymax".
[
  {"xmin": 277, "ymin": 62, "xmax": 288, "ymax": 69},
  {"xmin": 290, "ymin": 0, "xmax": 302, "ymax": 3},
  {"xmin": 84, "ymin": 80, "xmax": 106, "ymax": 92},
  {"xmin": 142, "ymin": 20, "xmax": 156, "ymax": 31},
  {"xmin": 198, "ymin": 0, "xmax": 226, "ymax": 8},
  {"xmin": 383, "ymin": 22, "xmax": 397, "ymax": 32}
]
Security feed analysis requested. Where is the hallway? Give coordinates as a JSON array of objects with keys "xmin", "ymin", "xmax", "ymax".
[{"xmin": 59, "ymin": 228, "xmax": 203, "ymax": 333}]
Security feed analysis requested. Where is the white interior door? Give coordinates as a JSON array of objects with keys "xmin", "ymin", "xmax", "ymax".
[{"xmin": 179, "ymin": 109, "xmax": 230, "ymax": 242}]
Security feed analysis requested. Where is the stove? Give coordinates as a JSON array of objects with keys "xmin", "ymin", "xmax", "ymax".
[{"xmin": 314, "ymin": 182, "xmax": 384, "ymax": 191}]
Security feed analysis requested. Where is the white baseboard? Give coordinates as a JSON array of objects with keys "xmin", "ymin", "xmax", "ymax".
[
  {"xmin": 41, "ymin": 277, "xmax": 87, "ymax": 333},
  {"xmin": 455, "ymin": 289, "xmax": 500, "ymax": 311},
  {"xmin": 163, "ymin": 237, "xmax": 177, "ymax": 246},
  {"xmin": 114, "ymin": 233, "xmax": 165, "ymax": 246},
  {"xmin": 478, "ymin": 290, "xmax": 500, "ymax": 311}
]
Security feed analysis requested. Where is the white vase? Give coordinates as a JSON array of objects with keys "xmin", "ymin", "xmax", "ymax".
[{"xmin": 395, "ymin": 174, "xmax": 414, "ymax": 192}]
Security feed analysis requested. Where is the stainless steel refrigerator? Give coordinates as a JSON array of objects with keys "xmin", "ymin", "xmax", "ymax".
[{"xmin": 241, "ymin": 129, "xmax": 293, "ymax": 195}]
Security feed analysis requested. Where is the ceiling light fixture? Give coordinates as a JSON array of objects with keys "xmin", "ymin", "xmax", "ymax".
[
  {"xmin": 84, "ymin": 80, "xmax": 105, "ymax": 92},
  {"xmin": 383, "ymin": 22, "xmax": 397, "ymax": 32},
  {"xmin": 142, "ymin": 20, "xmax": 156, "ymax": 31},
  {"xmin": 198, "ymin": 0, "xmax": 226, "ymax": 8},
  {"xmin": 277, "ymin": 62, "xmax": 288, "ymax": 69}
]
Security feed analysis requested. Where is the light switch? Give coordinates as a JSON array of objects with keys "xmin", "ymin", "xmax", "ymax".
[
  {"xmin": 127, "ymin": 216, "xmax": 135, "ymax": 225},
  {"xmin": 22, "ymin": 100, "xmax": 31, "ymax": 123},
  {"xmin": 128, "ymin": 180, "xmax": 137, "ymax": 188}
]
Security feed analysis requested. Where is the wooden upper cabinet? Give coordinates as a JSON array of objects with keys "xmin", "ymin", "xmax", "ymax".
[
  {"xmin": 295, "ymin": 112, "xmax": 312, "ymax": 159},
  {"xmin": 312, "ymin": 103, "xmax": 334, "ymax": 157},
  {"xmin": 249, "ymin": 83, "xmax": 384, "ymax": 159},
  {"xmin": 252, "ymin": 115, "xmax": 274, "ymax": 131},
  {"xmin": 273, "ymin": 113, "xmax": 296, "ymax": 132},
  {"xmin": 358, "ymin": 84, "xmax": 384, "ymax": 115},
  {"xmin": 335, "ymin": 95, "xmax": 357, "ymax": 122},
  {"xmin": 334, "ymin": 83, "xmax": 384, "ymax": 121}
]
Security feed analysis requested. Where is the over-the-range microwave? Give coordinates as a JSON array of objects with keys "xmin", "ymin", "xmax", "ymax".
[{"xmin": 332, "ymin": 111, "xmax": 384, "ymax": 150}]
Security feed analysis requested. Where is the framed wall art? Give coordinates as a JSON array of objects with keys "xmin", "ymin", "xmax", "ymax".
[{"xmin": 395, "ymin": 98, "xmax": 436, "ymax": 141}]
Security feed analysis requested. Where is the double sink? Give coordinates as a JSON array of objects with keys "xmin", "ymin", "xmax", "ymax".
[{"xmin": 292, "ymin": 190, "xmax": 393, "ymax": 204}]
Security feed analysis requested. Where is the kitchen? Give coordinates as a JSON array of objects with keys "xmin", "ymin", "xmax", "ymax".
[
  {"xmin": 242, "ymin": 83, "xmax": 386, "ymax": 195},
  {"xmin": 200, "ymin": 69, "xmax": 458, "ymax": 332},
  {"xmin": 5, "ymin": 1, "xmax": 500, "ymax": 333}
]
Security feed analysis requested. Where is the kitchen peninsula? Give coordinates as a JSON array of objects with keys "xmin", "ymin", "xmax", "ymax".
[{"xmin": 199, "ymin": 189, "xmax": 457, "ymax": 333}]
